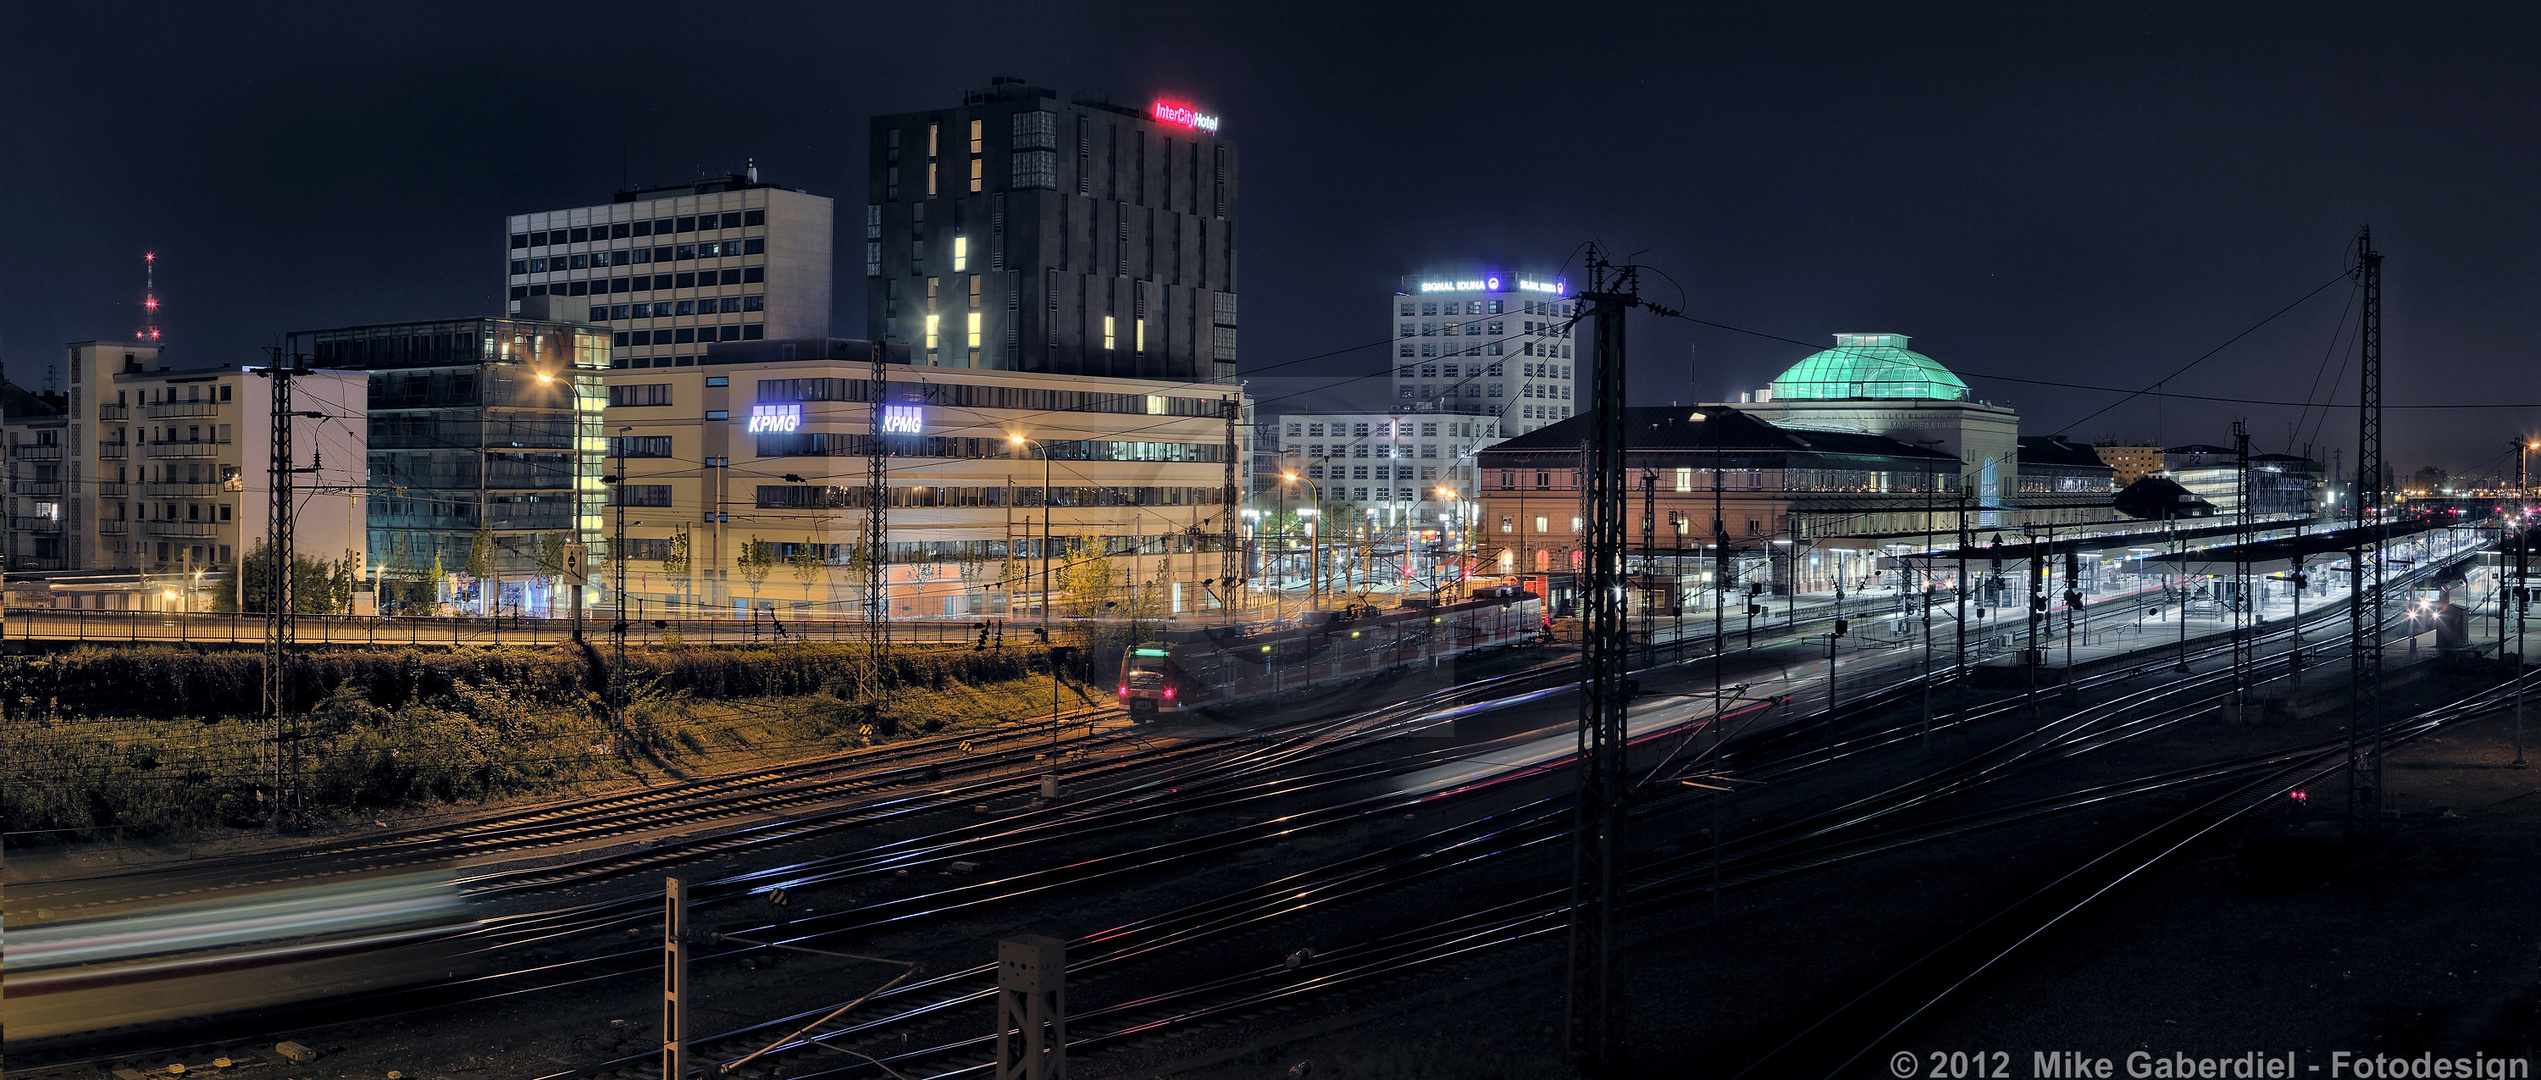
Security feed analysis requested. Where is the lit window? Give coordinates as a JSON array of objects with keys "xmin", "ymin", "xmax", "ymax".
[
  {"xmin": 1676, "ymin": 467, "xmax": 1693, "ymax": 492},
  {"xmin": 967, "ymin": 312, "xmax": 982, "ymax": 348},
  {"xmin": 925, "ymin": 314, "xmax": 941, "ymax": 351},
  {"xmin": 1136, "ymin": 317, "xmax": 1146, "ymax": 353},
  {"xmin": 1104, "ymin": 315, "xmax": 1116, "ymax": 351},
  {"xmin": 970, "ymin": 157, "xmax": 983, "ymax": 192},
  {"xmin": 927, "ymin": 162, "xmax": 937, "ymax": 196},
  {"xmin": 954, "ymin": 236, "xmax": 968, "ymax": 271},
  {"xmin": 928, "ymin": 122, "xmax": 939, "ymax": 158}
]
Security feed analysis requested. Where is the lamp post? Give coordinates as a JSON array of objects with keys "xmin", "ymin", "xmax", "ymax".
[
  {"xmin": 1010, "ymin": 434, "xmax": 1060, "ymax": 798},
  {"xmin": 1434, "ymin": 485, "xmax": 1461, "ymax": 603}
]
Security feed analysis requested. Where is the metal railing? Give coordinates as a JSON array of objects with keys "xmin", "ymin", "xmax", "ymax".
[
  {"xmin": 97, "ymin": 405, "xmax": 129, "ymax": 420},
  {"xmin": 97, "ymin": 444, "xmax": 130, "ymax": 459},
  {"xmin": 97, "ymin": 482, "xmax": 128, "ymax": 497},
  {"xmin": 144, "ymin": 401, "xmax": 222, "ymax": 419},
  {"xmin": 12, "ymin": 445, "xmax": 61, "ymax": 461},
  {"xmin": 141, "ymin": 521, "xmax": 219, "ymax": 538},
  {"xmin": 10, "ymin": 481, "xmax": 64, "ymax": 497},
  {"xmin": 143, "ymin": 441, "xmax": 227, "ymax": 459},
  {"xmin": 140, "ymin": 482, "xmax": 222, "ymax": 498},
  {"xmin": 10, "ymin": 516, "xmax": 64, "ymax": 533},
  {"xmin": 99, "ymin": 520, "xmax": 131, "ymax": 534}
]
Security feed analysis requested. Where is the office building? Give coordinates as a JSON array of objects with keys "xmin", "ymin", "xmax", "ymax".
[
  {"xmin": 1272, "ymin": 411, "xmax": 1499, "ymax": 531},
  {"xmin": 866, "ymin": 77, "xmax": 1238, "ymax": 382},
  {"xmin": 4, "ymin": 342, "xmax": 366, "ymax": 609},
  {"xmin": 299, "ymin": 317, "xmax": 608, "ymax": 615},
  {"xmin": 506, "ymin": 168, "xmax": 833, "ymax": 371},
  {"xmin": 602, "ymin": 337, "xmax": 1247, "ymax": 620},
  {"xmin": 2093, "ymin": 441, "xmax": 2165, "ymax": 486},
  {"xmin": 1390, "ymin": 271, "xmax": 1579, "ymax": 437}
]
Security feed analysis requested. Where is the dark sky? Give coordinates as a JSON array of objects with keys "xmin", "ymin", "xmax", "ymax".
[{"xmin": 8, "ymin": 3, "xmax": 2538, "ymax": 480}]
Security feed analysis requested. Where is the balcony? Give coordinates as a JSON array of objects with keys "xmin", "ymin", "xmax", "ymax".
[
  {"xmin": 99, "ymin": 519, "xmax": 130, "ymax": 534},
  {"xmin": 145, "ymin": 440, "xmax": 228, "ymax": 459},
  {"xmin": 141, "ymin": 482, "xmax": 223, "ymax": 498},
  {"xmin": 12, "ymin": 445, "xmax": 61, "ymax": 461},
  {"xmin": 98, "ymin": 443, "xmax": 130, "ymax": 459},
  {"xmin": 98, "ymin": 404, "xmax": 129, "ymax": 420},
  {"xmin": 142, "ymin": 520, "xmax": 218, "ymax": 538},
  {"xmin": 145, "ymin": 401, "xmax": 222, "ymax": 419},
  {"xmin": 11, "ymin": 516, "xmax": 63, "ymax": 533},
  {"xmin": 96, "ymin": 482, "xmax": 128, "ymax": 497},
  {"xmin": 10, "ymin": 481, "xmax": 64, "ymax": 497}
]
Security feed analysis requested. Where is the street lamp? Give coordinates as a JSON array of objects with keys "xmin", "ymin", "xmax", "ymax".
[{"xmin": 1011, "ymin": 433, "xmax": 1061, "ymax": 799}]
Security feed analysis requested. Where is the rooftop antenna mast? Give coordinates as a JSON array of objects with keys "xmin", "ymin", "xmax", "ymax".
[{"xmin": 138, "ymin": 251, "xmax": 163, "ymax": 343}]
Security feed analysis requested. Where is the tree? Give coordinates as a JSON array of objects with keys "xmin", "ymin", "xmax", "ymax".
[
  {"xmin": 737, "ymin": 535, "xmax": 777, "ymax": 605},
  {"xmin": 789, "ymin": 535, "xmax": 827, "ymax": 586},
  {"xmin": 464, "ymin": 525, "xmax": 496, "ymax": 613},
  {"xmin": 1057, "ymin": 534, "xmax": 1115, "ymax": 617},
  {"xmin": 2411, "ymin": 465, "xmax": 2449, "ymax": 494},
  {"xmin": 661, "ymin": 527, "xmax": 692, "ymax": 613},
  {"xmin": 216, "ymin": 540, "xmax": 356, "ymax": 615}
]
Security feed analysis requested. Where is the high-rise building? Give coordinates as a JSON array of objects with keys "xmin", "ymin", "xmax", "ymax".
[
  {"xmin": 866, "ymin": 77, "xmax": 1238, "ymax": 382},
  {"xmin": 505, "ymin": 168, "xmax": 833, "ymax": 372},
  {"xmin": 299, "ymin": 317, "xmax": 609, "ymax": 615},
  {"xmin": 1389, "ymin": 271, "xmax": 1580, "ymax": 437}
]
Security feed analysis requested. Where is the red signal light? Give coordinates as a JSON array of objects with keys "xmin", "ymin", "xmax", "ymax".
[
  {"xmin": 1116, "ymin": 686, "xmax": 1128, "ymax": 696},
  {"xmin": 1164, "ymin": 688, "xmax": 1175, "ymax": 699},
  {"xmin": 2290, "ymin": 789, "xmax": 2308, "ymax": 803}
]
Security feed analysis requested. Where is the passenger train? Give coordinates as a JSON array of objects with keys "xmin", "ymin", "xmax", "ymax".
[{"xmin": 1118, "ymin": 586, "xmax": 1546, "ymax": 717}]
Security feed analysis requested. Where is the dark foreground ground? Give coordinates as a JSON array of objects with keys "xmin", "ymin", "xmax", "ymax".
[{"xmin": 1142, "ymin": 676, "xmax": 2541, "ymax": 1080}]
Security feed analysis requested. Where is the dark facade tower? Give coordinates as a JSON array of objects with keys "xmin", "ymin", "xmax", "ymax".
[{"xmin": 867, "ymin": 77, "xmax": 1238, "ymax": 383}]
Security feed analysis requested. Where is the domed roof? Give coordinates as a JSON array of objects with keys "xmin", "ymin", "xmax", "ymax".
[{"xmin": 1767, "ymin": 333, "xmax": 1969, "ymax": 402}]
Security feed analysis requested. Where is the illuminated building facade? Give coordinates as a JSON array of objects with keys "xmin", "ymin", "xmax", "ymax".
[
  {"xmin": 865, "ymin": 77, "xmax": 1239, "ymax": 383},
  {"xmin": 1390, "ymin": 271, "xmax": 1580, "ymax": 438},
  {"xmin": 505, "ymin": 169, "xmax": 834, "ymax": 371},
  {"xmin": 603, "ymin": 338, "xmax": 1249, "ymax": 621}
]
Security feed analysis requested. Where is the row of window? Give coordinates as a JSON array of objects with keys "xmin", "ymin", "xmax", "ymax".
[
  {"xmin": 510, "ymin": 210, "xmax": 765, "ymax": 248},
  {"xmin": 511, "ymin": 241, "xmax": 766, "ymax": 277},
  {"xmin": 1483, "ymin": 466, "xmax": 1958, "ymax": 494},
  {"xmin": 610, "ymin": 324, "xmax": 765, "ymax": 348},
  {"xmin": 756, "ymin": 484, "xmax": 1226, "ymax": 509},
  {"xmin": 1401, "ymin": 342, "xmax": 1504, "ymax": 358},
  {"xmin": 509, "ymin": 266, "xmax": 764, "ymax": 300},
  {"xmin": 1393, "ymin": 299, "xmax": 1577, "ymax": 319},
  {"xmin": 1334, "ymin": 488, "xmax": 1431, "ymax": 502},
  {"xmin": 1284, "ymin": 420, "xmax": 1487, "ymax": 438},
  {"xmin": 1304, "ymin": 464, "xmax": 1428, "ymax": 481},
  {"xmin": 752, "ymin": 432, "xmax": 1227, "ymax": 463},
  {"xmin": 756, "ymin": 377, "xmax": 1229, "ymax": 419},
  {"xmin": 1293, "ymin": 443, "xmax": 1461, "ymax": 460},
  {"xmin": 588, "ymin": 296, "xmax": 763, "ymax": 321}
]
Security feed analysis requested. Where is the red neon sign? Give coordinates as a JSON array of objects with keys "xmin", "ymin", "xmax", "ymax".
[{"xmin": 1150, "ymin": 101, "xmax": 1221, "ymax": 133}]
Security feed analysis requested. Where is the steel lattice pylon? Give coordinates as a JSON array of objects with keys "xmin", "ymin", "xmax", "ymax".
[
  {"xmin": 867, "ymin": 342, "xmax": 891, "ymax": 685},
  {"xmin": 2350, "ymin": 227, "xmax": 2385, "ymax": 831},
  {"xmin": 1566, "ymin": 249, "xmax": 1637, "ymax": 1075}
]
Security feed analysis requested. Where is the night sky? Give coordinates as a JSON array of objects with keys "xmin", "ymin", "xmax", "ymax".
[{"xmin": 8, "ymin": 4, "xmax": 2539, "ymax": 480}]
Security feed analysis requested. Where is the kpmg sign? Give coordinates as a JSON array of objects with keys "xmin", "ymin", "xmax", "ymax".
[
  {"xmin": 745, "ymin": 404, "xmax": 801, "ymax": 433},
  {"xmin": 881, "ymin": 405, "xmax": 924, "ymax": 435}
]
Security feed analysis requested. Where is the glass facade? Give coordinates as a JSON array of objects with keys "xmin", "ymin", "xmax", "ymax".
[{"xmin": 307, "ymin": 318, "xmax": 608, "ymax": 608}]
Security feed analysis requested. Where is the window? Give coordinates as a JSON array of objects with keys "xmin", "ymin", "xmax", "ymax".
[
  {"xmin": 510, "ymin": 233, "xmax": 529, "ymax": 249},
  {"xmin": 1103, "ymin": 315, "xmax": 1117, "ymax": 351},
  {"xmin": 1135, "ymin": 317, "xmax": 1145, "ymax": 352},
  {"xmin": 1676, "ymin": 467, "xmax": 1693, "ymax": 492},
  {"xmin": 617, "ymin": 484, "xmax": 673, "ymax": 507},
  {"xmin": 967, "ymin": 312, "xmax": 982, "ymax": 348},
  {"xmin": 745, "ymin": 209, "xmax": 765, "ymax": 227},
  {"xmin": 954, "ymin": 235, "xmax": 968, "ymax": 271},
  {"xmin": 743, "ymin": 294, "xmax": 764, "ymax": 311},
  {"xmin": 609, "ymin": 383, "xmax": 672, "ymax": 407},
  {"xmin": 925, "ymin": 314, "xmax": 941, "ymax": 351},
  {"xmin": 612, "ymin": 436, "xmax": 673, "ymax": 457},
  {"xmin": 705, "ymin": 409, "xmax": 729, "ymax": 420},
  {"xmin": 1535, "ymin": 515, "xmax": 1550, "ymax": 533}
]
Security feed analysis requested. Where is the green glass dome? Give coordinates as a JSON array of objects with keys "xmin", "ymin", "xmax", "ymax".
[{"xmin": 1766, "ymin": 333, "xmax": 1969, "ymax": 402}]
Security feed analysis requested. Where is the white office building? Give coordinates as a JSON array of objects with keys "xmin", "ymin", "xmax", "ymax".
[
  {"xmin": 506, "ymin": 166, "xmax": 834, "ymax": 372},
  {"xmin": 1273, "ymin": 411, "xmax": 1498, "ymax": 532},
  {"xmin": 1389, "ymin": 270, "xmax": 1581, "ymax": 438}
]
